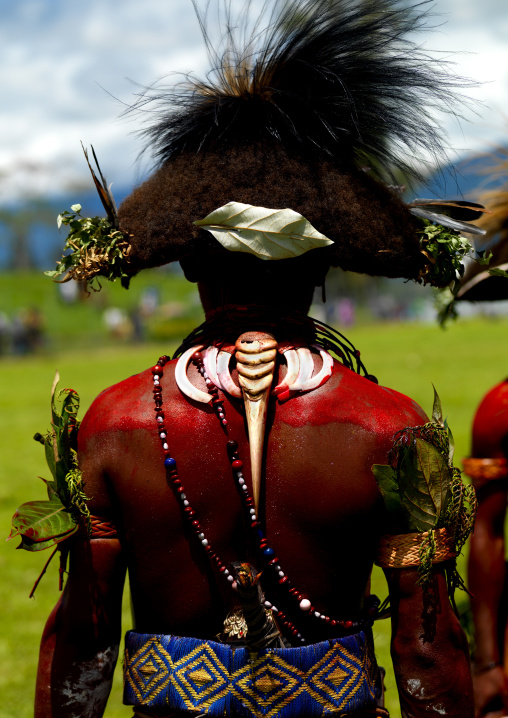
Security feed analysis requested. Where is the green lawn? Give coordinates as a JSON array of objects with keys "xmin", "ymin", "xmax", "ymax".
[
  {"xmin": 1, "ymin": 315, "xmax": 507, "ymax": 717},
  {"xmin": 0, "ymin": 268, "xmax": 203, "ymax": 352}
]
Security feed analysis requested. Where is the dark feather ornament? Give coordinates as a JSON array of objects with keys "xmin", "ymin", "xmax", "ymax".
[
  {"xmin": 408, "ymin": 199, "xmax": 487, "ymax": 235},
  {"xmin": 115, "ymin": 0, "xmax": 481, "ymax": 283},
  {"xmin": 129, "ymin": 0, "xmax": 474, "ymax": 184},
  {"xmin": 81, "ymin": 142, "xmax": 119, "ymax": 229},
  {"xmin": 409, "ymin": 199, "xmax": 487, "ymax": 222}
]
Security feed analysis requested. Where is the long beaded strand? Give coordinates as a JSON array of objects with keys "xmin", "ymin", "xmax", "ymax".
[{"xmin": 152, "ymin": 352, "xmax": 378, "ymax": 644}]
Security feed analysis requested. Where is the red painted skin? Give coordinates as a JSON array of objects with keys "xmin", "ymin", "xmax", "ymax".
[
  {"xmin": 77, "ymin": 360, "xmax": 424, "ymax": 637},
  {"xmin": 34, "ymin": 274, "xmax": 474, "ymax": 717},
  {"xmin": 467, "ymin": 380, "xmax": 508, "ymax": 718}
]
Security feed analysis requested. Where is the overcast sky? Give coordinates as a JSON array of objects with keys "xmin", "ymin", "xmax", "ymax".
[{"xmin": 1, "ymin": 0, "xmax": 507, "ymax": 203}]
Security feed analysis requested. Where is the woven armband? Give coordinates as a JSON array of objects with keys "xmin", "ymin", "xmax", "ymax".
[
  {"xmin": 462, "ymin": 458, "xmax": 508, "ymax": 485},
  {"xmin": 89, "ymin": 515, "xmax": 118, "ymax": 539},
  {"xmin": 375, "ymin": 527, "xmax": 456, "ymax": 568}
]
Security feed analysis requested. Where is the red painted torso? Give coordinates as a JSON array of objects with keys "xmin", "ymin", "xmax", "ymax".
[
  {"xmin": 472, "ymin": 378, "xmax": 508, "ymax": 457},
  {"xmin": 78, "ymin": 357, "xmax": 427, "ymax": 643}
]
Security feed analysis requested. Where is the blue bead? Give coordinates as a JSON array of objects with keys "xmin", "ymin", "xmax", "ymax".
[
  {"xmin": 257, "ymin": 529, "xmax": 265, "ymax": 540},
  {"xmin": 263, "ymin": 547, "xmax": 275, "ymax": 558},
  {"xmin": 164, "ymin": 457, "xmax": 177, "ymax": 469}
]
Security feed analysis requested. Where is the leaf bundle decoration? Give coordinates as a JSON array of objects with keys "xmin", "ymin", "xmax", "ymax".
[
  {"xmin": 8, "ymin": 374, "xmax": 90, "ymax": 596},
  {"xmin": 412, "ymin": 218, "xmax": 499, "ymax": 325},
  {"xmin": 417, "ymin": 219, "xmax": 476, "ymax": 288},
  {"xmin": 372, "ymin": 388, "xmax": 477, "ymax": 593},
  {"xmin": 46, "ymin": 204, "xmax": 132, "ymax": 292}
]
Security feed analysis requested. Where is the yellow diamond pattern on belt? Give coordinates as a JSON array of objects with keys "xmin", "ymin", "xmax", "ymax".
[
  {"xmin": 232, "ymin": 654, "xmax": 305, "ymax": 716},
  {"xmin": 305, "ymin": 641, "xmax": 363, "ymax": 711},
  {"xmin": 125, "ymin": 637, "xmax": 173, "ymax": 704},
  {"xmin": 123, "ymin": 631, "xmax": 380, "ymax": 716},
  {"xmin": 171, "ymin": 642, "xmax": 231, "ymax": 710}
]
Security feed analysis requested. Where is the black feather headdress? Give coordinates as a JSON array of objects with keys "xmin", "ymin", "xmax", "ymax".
[
  {"xmin": 131, "ymin": 0, "xmax": 470, "ymax": 182},
  {"xmin": 117, "ymin": 0, "xmax": 476, "ymax": 279}
]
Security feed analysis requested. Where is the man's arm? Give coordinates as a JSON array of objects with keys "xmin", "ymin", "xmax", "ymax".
[
  {"xmin": 35, "ymin": 535, "xmax": 127, "ymax": 718},
  {"xmin": 468, "ymin": 482, "xmax": 508, "ymax": 717},
  {"xmin": 35, "ymin": 406, "xmax": 127, "ymax": 718},
  {"xmin": 385, "ymin": 565, "xmax": 474, "ymax": 718}
]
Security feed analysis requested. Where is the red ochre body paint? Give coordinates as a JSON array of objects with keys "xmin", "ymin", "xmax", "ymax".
[
  {"xmin": 78, "ymin": 357, "xmax": 427, "ymax": 640},
  {"xmin": 471, "ymin": 378, "xmax": 508, "ymax": 458}
]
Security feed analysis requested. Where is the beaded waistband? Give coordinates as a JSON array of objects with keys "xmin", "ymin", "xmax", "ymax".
[{"xmin": 123, "ymin": 631, "xmax": 381, "ymax": 718}]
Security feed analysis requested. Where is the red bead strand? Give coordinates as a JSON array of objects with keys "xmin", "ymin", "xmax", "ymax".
[{"xmin": 152, "ymin": 351, "xmax": 378, "ymax": 644}]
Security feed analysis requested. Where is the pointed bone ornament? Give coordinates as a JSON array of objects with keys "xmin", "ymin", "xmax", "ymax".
[{"xmin": 235, "ymin": 332, "xmax": 278, "ymax": 512}]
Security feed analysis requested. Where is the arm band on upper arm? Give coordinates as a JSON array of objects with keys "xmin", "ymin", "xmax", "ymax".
[
  {"xmin": 462, "ymin": 458, "xmax": 508, "ymax": 489},
  {"xmin": 89, "ymin": 515, "xmax": 118, "ymax": 539},
  {"xmin": 375, "ymin": 527, "xmax": 456, "ymax": 568}
]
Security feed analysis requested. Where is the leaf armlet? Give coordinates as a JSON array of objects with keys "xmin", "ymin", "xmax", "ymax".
[
  {"xmin": 8, "ymin": 374, "xmax": 92, "ymax": 595},
  {"xmin": 372, "ymin": 387, "xmax": 477, "ymax": 591}
]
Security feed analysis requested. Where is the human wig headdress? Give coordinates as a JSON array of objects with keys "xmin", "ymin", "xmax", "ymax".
[{"xmin": 114, "ymin": 1, "xmax": 476, "ymax": 280}]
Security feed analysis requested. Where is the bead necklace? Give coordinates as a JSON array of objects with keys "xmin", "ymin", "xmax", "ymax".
[{"xmin": 152, "ymin": 351, "xmax": 378, "ymax": 644}]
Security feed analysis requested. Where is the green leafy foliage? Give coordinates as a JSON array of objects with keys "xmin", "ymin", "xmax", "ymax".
[
  {"xmin": 373, "ymin": 436, "xmax": 451, "ymax": 534},
  {"xmin": 371, "ymin": 465, "xmax": 402, "ymax": 519},
  {"xmin": 431, "ymin": 384, "xmax": 444, "ymax": 427},
  {"xmin": 476, "ymin": 250, "xmax": 493, "ymax": 266},
  {"xmin": 418, "ymin": 529, "xmax": 437, "ymax": 586},
  {"xmin": 372, "ymin": 388, "xmax": 477, "ymax": 590},
  {"xmin": 8, "ymin": 374, "xmax": 90, "ymax": 593},
  {"xmin": 417, "ymin": 219, "xmax": 474, "ymax": 288},
  {"xmin": 434, "ymin": 285, "xmax": 459, "ymax": 326},
  {"xmin": 398, "ymin": 438, "xmax": 451, "ymax": 532},
  {"xmin": 416, "ymin": 219, "xmax": 505, "ymax": 326},
  {"xmin": 488, "ymin": 267, "xmax": 508, "ymax": 278},
  {"xmin": 425, "ymin": 229, "xmax": 508, "ymax": 326},
  {"xmin": 46, "ymin": 205, "xmax": 132, "ymax": 291},
  {"xmin": 10, "ymin": 499, "xmax": 77, "ymax": 551}
]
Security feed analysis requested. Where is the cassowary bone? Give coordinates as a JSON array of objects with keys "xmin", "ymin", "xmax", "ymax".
[{"xmin": 235, "ymin": 332, "xmax": 278, "ymax": 511}]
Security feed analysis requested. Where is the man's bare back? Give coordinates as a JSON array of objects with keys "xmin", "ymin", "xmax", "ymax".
[{"xmin": 78, "ymin": 358, "xmax": 427, "ymax": 642}]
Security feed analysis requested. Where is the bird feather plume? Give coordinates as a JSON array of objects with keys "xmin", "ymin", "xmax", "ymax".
[{"xmin": 127, "ymin": 0, "xmax": 476, "ymax": 183}]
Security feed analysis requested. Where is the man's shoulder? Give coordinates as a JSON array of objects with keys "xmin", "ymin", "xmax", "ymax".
[
  {"xmin": 78, "ymin": 362, "xmax": 177, "ymax": 440},
  {"xmin": 286, "ymin": 362, "xmax": 428, "ymax": 438}
]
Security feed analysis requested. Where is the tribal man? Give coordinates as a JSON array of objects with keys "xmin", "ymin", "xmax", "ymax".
[{"xmin": 28, "ymin": 1, "xmax": 482, "ymax": 716}]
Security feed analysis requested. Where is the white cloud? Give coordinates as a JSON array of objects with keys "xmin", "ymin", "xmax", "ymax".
[{"xmin": 1, "ymin": 0, "xmax": 507, "ymax": 201}]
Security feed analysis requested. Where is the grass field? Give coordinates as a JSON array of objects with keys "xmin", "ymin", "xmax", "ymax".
[
  {"xmin": 0, "ymin": 269, "xmax": 203, "ymax": 352},
  {"xmin": 1, "ymin": 309, "xmax": 508, "ymax": 718}
]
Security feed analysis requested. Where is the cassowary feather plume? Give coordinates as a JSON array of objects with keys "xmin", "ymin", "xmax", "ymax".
[
  {"xmin": 130, "ymin": 0, "xmax": 471, "ymax": 182},
  {"xmin": 117, "ymin": 0, "xmax": 476, "ymax": 278}
]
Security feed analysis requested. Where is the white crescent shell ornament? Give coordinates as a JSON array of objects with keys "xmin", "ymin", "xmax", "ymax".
[
  {"xmin": 174, "ymin": 345, "xmax": 212, "ymax": 404},
  {"xmin": 216, "ymin": 350, "xmax": 243, "ymax": 399},
  {"xmin": 176, "ymin": 343, "xmax": 334, "ymax": 405}
]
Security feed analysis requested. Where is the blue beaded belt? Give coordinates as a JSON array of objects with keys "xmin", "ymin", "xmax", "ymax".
[{"xmin": 123, "ymin": 630, "xmax": 381, "ymax": 717}]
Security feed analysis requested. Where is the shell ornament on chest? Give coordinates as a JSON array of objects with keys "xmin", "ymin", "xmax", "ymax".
[{"xmin": 175, "ymin": 331, "xmax": 334, "ymax": 510}]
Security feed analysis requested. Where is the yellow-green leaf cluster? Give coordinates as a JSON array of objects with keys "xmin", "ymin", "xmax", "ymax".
[{"xmin": 47, "ymin": 206, "xmax": 131, "ymax": 291}]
